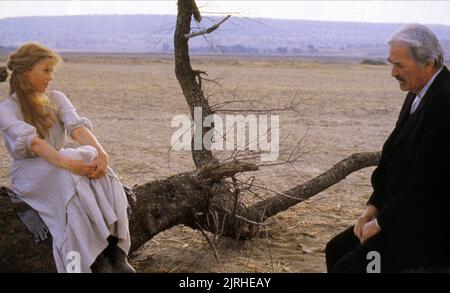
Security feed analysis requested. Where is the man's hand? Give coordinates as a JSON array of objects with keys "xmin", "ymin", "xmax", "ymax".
[
  {"xmin": 88, "ymin": 153, "xmax": 109, "ymax": 179},
  {"xmin": 354, "ymin": 205, "xmax": 378, "ymax": 241},
  {"xmin": 361, "ymin": 219, "xmax": 381, "ymax": 244}
]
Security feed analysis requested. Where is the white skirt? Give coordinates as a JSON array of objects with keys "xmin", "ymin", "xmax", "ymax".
[{"xmin": 11, "ymin": 145, "xmax": 131, "ymax": 273}]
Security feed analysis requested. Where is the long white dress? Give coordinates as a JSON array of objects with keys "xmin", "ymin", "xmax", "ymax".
[{"xmin": 0, "ymin": 90, "xmax": 131, "ymax": 273}]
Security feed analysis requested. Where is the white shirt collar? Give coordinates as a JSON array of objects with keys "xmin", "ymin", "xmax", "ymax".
[
  {"xmin": 409, "ymin": 67, "xmax": 443, "ymax": 114},
  {"xmin": 417, "ymin": 67, "xmax": 443, "ymax": 98}
]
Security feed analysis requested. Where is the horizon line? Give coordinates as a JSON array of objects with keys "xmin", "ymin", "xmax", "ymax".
[{"xmin": 1, "ymin": 13, "xmax": 449, "ymax": 27}]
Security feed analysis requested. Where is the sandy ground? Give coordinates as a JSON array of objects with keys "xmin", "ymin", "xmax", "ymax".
[{"xmin": 0, "ymin": 54, "xmax": 409, "ymax": 272}]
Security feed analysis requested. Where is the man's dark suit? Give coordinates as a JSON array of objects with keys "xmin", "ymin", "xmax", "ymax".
[{"xmin": 326, "ymin": 66, "xmax": 450, "ymax": 272}]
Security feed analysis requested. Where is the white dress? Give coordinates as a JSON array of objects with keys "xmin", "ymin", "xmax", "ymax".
[{"xmin": 0, "ymin": 90, "xmax": 131, "ymax": 273}]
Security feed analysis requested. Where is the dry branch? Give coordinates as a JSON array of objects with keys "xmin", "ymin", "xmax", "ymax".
[
  {"xmin": 185, "ymin": 15, "xmax": 231, "ymax": 39},
  {"xmin": 251, "ymin": 151, "xmax": 381, "ymax": 218}
]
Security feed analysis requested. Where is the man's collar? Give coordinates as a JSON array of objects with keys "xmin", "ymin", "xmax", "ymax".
[{"xmin": 417, "ymin": 67, "xmax": 443, "ymax": 98}]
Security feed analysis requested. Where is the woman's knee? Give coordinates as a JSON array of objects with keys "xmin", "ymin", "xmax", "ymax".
[{"xmin": 59, "ymin": 145, "xmax": 98, "ymax": 162}]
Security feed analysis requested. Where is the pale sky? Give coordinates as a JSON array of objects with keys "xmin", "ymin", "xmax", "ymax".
[{"xmin": 1, "ymin": 1, "xmax": 450, "ymax": 25}]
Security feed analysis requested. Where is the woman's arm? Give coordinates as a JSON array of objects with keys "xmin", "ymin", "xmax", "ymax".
[
  {"xmin": 30, "ymin": 137, "xmax": 96, "ymax": 176},
  {"xmin": 71, "ymin": 127, "xmax": 109, "ymax": 179},
  {"xmin": 71, "ymin": 127, "xmax": 108, "ymax": 158}
]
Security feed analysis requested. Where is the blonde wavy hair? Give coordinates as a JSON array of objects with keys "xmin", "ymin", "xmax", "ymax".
[{"xmin": 7, "ymin": 43, "xmax": 62, "ymax": 138}]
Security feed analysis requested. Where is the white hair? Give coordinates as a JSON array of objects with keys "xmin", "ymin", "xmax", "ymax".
[{"xmin": 388, "ymin": 23, "xmax": 444, "ymax": 69}]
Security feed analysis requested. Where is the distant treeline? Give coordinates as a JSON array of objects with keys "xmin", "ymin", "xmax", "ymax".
[
  {"xmin": 189, "ymin": 44, "xmax": 321, "ymax": 55},
  {"xmin": 0, "ymin": 45, "xmax": 17, "ymax": 54},
  {"xmin": 1, "ymin": 15, "xmax": 450, "ymax": 58}
]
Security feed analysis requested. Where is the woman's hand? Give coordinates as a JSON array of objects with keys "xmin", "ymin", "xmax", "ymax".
[
  {"xmin": 65, "ymin": 159, "xmax": 97, "ymax": 177},
  {"xmin": 88, "ymin": 153, "xmax": 109, "ymax": 179},
  {"xmin": 71, "ymin": 128, "xmax": 109, "ymax": 180},
  {"xmin": 29, "ymin": 137, "xmax": 101, "ymax": 178}
]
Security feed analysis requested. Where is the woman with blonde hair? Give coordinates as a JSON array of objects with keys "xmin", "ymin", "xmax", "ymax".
[{"xmin": 0, "ymin": 43, "xmax": 135, "ymax": 273}]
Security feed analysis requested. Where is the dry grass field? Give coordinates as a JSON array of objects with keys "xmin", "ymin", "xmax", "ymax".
[{"xmin": 0, "ymin": 53, "xmax": 414, "ymax": 272}]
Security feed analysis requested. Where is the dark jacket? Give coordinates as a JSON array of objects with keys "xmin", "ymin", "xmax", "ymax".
[{"xmin": 368, "ymin": 66, "xmax": 450, "ymax": 268}]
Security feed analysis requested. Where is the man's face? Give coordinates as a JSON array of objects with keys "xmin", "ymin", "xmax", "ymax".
[{"xmin": 388, "ymin": 42, "xmax": 433, "ymax": 93}]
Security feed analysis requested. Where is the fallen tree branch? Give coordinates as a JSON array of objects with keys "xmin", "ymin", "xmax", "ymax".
[
  {"xmin": 196, "ymin": 221, "xmax": 220, "ymax": 261},
  {"xmin": 196, "ymin": 160, "xmax": 259, "ymax": 181},
  {"xmin": 0, "ymin": 151, "xmax": 380, "ymax": 271},
  {"xmin": 250, "ymin": 151, "xmax": 382, "ymax": 218}
]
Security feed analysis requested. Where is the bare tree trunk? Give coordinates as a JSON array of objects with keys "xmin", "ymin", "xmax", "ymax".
[
  {"xmin": 174, "ymin": 0, "xmax": 217, "ymax": 168},
  {"xmin": 0, "ymin": 197, "xmax": 54, "ymax": 272}
]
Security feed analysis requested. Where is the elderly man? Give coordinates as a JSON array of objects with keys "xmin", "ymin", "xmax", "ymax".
[{"xmin": 325, "ymin": 24, "xmax": 450, "ymax": 273}]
